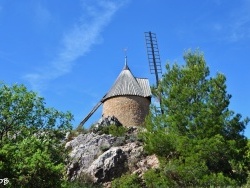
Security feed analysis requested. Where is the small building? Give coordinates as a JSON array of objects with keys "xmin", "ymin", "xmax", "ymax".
[{"xmin": 102, "ymin": 57, "xmax": 151, "ymax": 127}]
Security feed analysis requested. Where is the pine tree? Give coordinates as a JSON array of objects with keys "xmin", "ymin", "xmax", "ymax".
[{"xmin": 142, "ymin": 50, "xmax": 249, "ymax": 187}]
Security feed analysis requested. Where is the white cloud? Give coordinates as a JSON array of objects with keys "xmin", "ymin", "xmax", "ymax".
[{"xmin": 24, "ymin": 0, "xmax": 128, "ymax": 92}]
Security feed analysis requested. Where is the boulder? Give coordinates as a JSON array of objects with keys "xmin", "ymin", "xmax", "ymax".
[
  {"xmin": 92, "ymin": 116, "xmax": 122, "ymax": 133},
  {"xmin": 65, "ymin": 132, "xmax": 119, "ymax": 180},
  {"xmin": 87, "ymin": 147, "xmax": 127, "ymax": 183},
  {"xmin": 65, "ymin": 127, "xmax": 159, "ymax": 185},
  {"xmin": 134, "ymin": 154, "xmax": 160, "ymax": 176}
]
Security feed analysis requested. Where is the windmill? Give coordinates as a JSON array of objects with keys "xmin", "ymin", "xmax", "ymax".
[
  {"xmin": 144, "ymin": 31, "xmax": 164, "ymax": 114},
  {"xmin": 78, "ymin": 43, "xmax": 152, "ymax": 127},
  {"xmin": 78, "ymin": 32, "xmax": 160, "ymax": 127}
]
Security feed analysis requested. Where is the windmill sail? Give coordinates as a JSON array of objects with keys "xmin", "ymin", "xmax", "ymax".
[
  {"xmin": 144, "ymin": 31, "xmax": 164, "ymax": 114},
  {"xmin": 144, "ymin": 31, "xmax": 162, "ymax": 86}
]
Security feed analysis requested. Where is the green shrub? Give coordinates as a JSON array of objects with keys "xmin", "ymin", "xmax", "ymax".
[
  {"xmin": 243, "ymin": 173, "xmax": 250, "ymax": 188},
  {"xmin": 0, "ymin": 83, "xmax": 73, "ymax": 188},
  {"xmin": 144, "ymin": 169, "xmax": 174, "ymax": 188},
  {"xmin": 99, "ymin": 125, "xmax": 127, "ymax": 137},
  {"xmin": 62, "ymin": 173, "xmax": 100, "ymax": 188},
  {"xmin": 67, "ymin": 126, "xmax": 88, "ymax": 141},
  {"xmin": 111, "ymin": 174, "xmax": 142, "ymax": 188}
]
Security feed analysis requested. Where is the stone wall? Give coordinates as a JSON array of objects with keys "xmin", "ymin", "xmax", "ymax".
[{"xmin": 102, "ymin": 95, "xmax": 150, "ymax": 127}]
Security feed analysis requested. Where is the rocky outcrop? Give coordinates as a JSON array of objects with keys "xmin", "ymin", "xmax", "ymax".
[
  {"xmin": 65, "ymin": 127, "xmax": 159, "ymax": 185},
  {"xmin": 87, "ymin": 147, "xmax": 127, "ymax": 183},
  {"xmin": 91, "ymin": 116, "xmax": 122, "ymax": 133},
  {"xmin": 134, "ymin": 154, "xmax": 160, "ymax": 176},
  {"xmin": 65, "ymin": 132, "xmax": 119, "ymax": 180}
]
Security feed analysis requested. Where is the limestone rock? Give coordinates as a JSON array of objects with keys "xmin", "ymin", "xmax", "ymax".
[
  {"xmin": 65, "ymin": 127, "xmax": 159, "ymax": 185},
  {"xmin": 134, "ymin": 154, "xmax": 160, "ymax": 176},
  {"xmin": 87, "ymin": 147, "xmax": 127, "ymax": 183},
  {"xmin": 92, "ymin": 116, "xmax": 122, "ymax": 133},
  {"xmin": 65, "ymin": 132, "xmax": 118, "ymax": 180}
]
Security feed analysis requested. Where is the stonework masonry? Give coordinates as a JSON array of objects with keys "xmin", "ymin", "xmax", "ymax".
[{"xmin": 102, "ymin": 95, "xmax": 150, "ymax": 127}]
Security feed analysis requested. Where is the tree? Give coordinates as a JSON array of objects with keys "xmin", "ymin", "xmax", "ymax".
[
  {"xmin": 141, "ymin": 50, "xmax": 249, "ymax": 186},
  {"xmin": 244, "ymin": 140, "xmax": 250, "ymax": 187},
  {"xmin": 0, "ymin": 83, "xmax": 73, "ymax": 187}
]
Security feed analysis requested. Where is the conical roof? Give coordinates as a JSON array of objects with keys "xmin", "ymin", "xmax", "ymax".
[{"xmin": 102, "ymin": 58, "xmax": 151, "ymax": 101}]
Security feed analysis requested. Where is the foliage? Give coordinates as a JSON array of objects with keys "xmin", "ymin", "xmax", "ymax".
[
  {"xmin": 144, "ymin": 168, "xmax": 174, "ymax": 187},
  {"xmin": 98, "ymin": 124, "xmax": 127, "ymax": 137},
  {"xmin": 0, "ymin": 83, "xmax": 73, "ymax": 187},
  {"xmin": 67, "ymin": 126, "xmax": 88, "ymax": 141},
  {"xmin": 141, "ymin": 50, "xmax": 249, "ymax": 187},
  {"xmin": 62, "ymin": 173, "xmax": 99, "ymax": 188},
  {"xmin": 246, "ymin": 139, "xmax": 250, "ymax": 161},
  {"xmin": 0, "ymin": 136, "xmax": 65, "ymax": 187},
  {"xmin": 0, "ymin": 83, "xmax": 73, "ymax": 142},
  {"xmin": 111, "ymin": 173, "xmax": 142, "ymax": 188},
  {"xmin": 244, "ymin": 140, "xmax": 250, "ymax": 188}
]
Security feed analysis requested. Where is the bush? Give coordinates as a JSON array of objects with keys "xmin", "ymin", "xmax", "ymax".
[
  {"xmin": 0, "ymin": 83, "xmax": 73, "ymax": 187},
  {"xmin": 111, "ymin": 174, "xmax": 142, "ymax": 188},
  {"xmin": 0, "ymin": 136, "xmax": 65, "ymax": 187},
  {"xmin": 62, "ymin": 173, "xmax": 100, "ymax": 188},
  {"xmin": 144, "ymin": 169, "xmax": 173, "ymax": 188},
  {"xmin": 243, "ymin": 173, "xmax": 250, "ymax": 188},
  {"xmin": 98, "ymin": 125, "xmax": 127, "ymax": 137},
  {"xmin": 67, "ymin": 126, "xmax": 88, "ymax": 141}
]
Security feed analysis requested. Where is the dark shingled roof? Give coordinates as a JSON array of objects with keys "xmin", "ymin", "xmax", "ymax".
[{"xmin": 102, "ymin": 61, "xmax": 151, "ymax": 101}]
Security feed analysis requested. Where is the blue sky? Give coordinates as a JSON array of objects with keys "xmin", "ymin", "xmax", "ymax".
[{"xmin": 0, "ymin": 0, "xmax": 250, "ymax": 137}]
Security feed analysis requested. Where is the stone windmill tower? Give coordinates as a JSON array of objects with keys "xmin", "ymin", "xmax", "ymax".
[
  {"xmin": 79, "ymin": 31, "xmax": 161, "ymax": 128},
  {"xmin": 79, "ymin": 56, "xmax": 151, "ymax": 127},
  {"xmin": 102, "ymin": 57, "xmax": 151, "ymax": 127}
]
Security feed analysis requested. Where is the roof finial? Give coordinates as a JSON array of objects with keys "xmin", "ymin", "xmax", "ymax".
[
  {"xmin": 125, "ymin": 55, "xmax": 128, "ymax": 66},
  {"xmin": 123, "ymin": 48, "xmax": 129, "ymax": 69}
]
